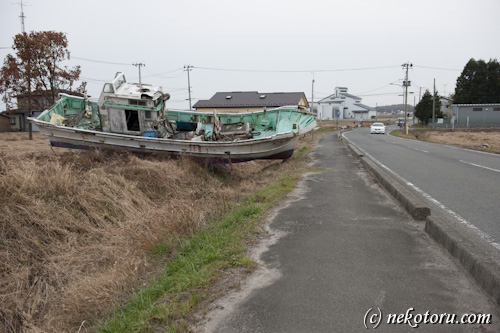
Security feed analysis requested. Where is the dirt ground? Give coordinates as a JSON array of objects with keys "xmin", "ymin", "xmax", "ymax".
[{"xmin": 0, "ymin": 132, "xmax": 64, "ymax": 156}]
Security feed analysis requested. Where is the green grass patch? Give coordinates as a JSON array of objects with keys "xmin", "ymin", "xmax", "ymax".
[
  {"xmin": 97, "ymin": 172, "xmax": 307, "ymax": 332},
  {"xmin": 389, "ymin": 129, "xmax": 423, "ymax": 141},
  {"xmin": 390, "ymin": 129, "xmax": 405, "ymax": 138},
  {"xmin": 315, "ymin": 127, "xmax": 334, "ymax": 135}
]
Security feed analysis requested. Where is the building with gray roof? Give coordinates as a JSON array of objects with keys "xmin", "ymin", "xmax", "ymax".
[{"xmin": 193, "ymin": 91, "xmax": 309, "ymax": 112}]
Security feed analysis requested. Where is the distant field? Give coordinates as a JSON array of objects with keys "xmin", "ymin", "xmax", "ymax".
[
  {"xmin": 392, "ymin": 128, "xmax": 500, "ymax": 154},
  {"xmin": 0, "ymin": 132, "xmax": 60, "ymax": 155}
]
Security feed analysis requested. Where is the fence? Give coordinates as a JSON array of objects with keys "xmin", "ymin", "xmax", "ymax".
[{"xmin": 426, "ymin": 118, "xmax": 500, "ymax": 129}]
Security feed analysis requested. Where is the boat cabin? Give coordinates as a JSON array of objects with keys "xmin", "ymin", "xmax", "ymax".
[{"xmin": 97, "ymin": 72, "xmax": 167, "ymax": 136}]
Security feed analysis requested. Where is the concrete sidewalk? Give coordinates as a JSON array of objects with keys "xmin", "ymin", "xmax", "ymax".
[{"xmin": 204, "ymin": 132, "xmax": 500, "ymax": 332}]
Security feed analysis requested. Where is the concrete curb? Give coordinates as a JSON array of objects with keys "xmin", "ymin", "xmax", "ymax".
[
  {"xmin": 344, "ymin": 136, "xmax": 500, "ymax": 307},
  {"xmin": 347, "ymin": 143, "xmax": 431, "ymax": 221},
  {"xmin": 358, "ymin": 156, "xmax": 430, "ymax": 221},
  {"xmin": 425, "ymin": 215, "xmax": 500, "ymax": 306},
  {"xmin": 345, "ymin": 141, "xmax": 430, "ymax": 220}
]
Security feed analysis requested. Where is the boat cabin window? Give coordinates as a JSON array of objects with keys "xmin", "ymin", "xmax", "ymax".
[
  {"xmin": 114, "ymin": 77, "xmax": 125, "ymax": 91},
  {"xmin": 129, "ymin": 100, "xmax": 146, "ymax": 106},
  {"xmin": 145, "ymin": 111, "xmax": 151, "ymax": 119},
  {"xmin": 125, "ymin": 110, "xmax": 140, "ymax": 131},
  {"xmin": 103, "ymin": 83, "xmax": 114, "ymax": 93}
]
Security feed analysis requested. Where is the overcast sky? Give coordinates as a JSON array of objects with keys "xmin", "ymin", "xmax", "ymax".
[{"xmin": 1, "ymin": 0, "xmax": 499, "ymax": 111}]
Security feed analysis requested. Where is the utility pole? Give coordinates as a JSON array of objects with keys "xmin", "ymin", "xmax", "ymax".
[
  {"xmin": 133, "ymin": 63, "xmax": 145, "ymax": 85},
  {"xmin": 402, "ymin": 62, "xmax": 412, "ymax": 135},
  {"xmin": 311, "ymin": 73, "xmax": 315, "ymax": 114},
  {"xmin": 19, "ymin": 0, "xmax": 26, "ymax": 33},
  {"xmin": 432, "ymin": 78, "xmax": 436, "ymax": 128},
  {"xmin": 413, "ymin": 95, "xmax": 416, "ymax": 125},
  {"xmin": 16, "ymin": 0, "xmax": 32, "ymax": 138},
  {"xmin": 184, "ymin": 65, "xmax": 193, "ymax": 110}
]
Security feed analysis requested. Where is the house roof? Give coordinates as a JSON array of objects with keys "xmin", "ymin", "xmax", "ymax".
[
  {"xmin": 341, "ymin": 92, "xmax": 362, "ymax": 100},
  {"xmin": 354, "ymin": 103, "xmax": 374, "ymax": 111},
  {"xmin": 317, "ymin": 92, "xmax": 362, "ymax": 103},
  {"xmin": 317, "ymin": 94, "xmax": 336, "ymax": 103},
  {"xmin": 193, "ymin": 91, "xmax": 308, "ymax": 108}
]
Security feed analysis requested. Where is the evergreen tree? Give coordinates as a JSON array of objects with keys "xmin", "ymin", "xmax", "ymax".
[
  {"xmin": 454, "ymin": 58, "xmax": 500, "ymax": 103},
  {"xmin": 487, "ymin": 59, "xmax": 500, "ymax": 103},
  {"xmin": 415, "ymin": 90, "xmax": 442, "ymax": 125}
]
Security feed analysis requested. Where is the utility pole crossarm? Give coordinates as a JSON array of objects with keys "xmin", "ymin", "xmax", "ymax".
[
  {"xmin": 184, "ymin": 65, "xmax": 193, "ymax": 110},
  {"xmin": 133, "ymin": 63, "xmax": 146, "ymax": 85}
]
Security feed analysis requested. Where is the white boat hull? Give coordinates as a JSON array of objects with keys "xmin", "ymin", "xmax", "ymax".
[{"xmin": 30, "ymin": 118, "xmax": 304, "ymax": 164}]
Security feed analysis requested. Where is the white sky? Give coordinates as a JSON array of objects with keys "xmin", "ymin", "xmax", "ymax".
[{"xmin": 1, "ymin": 0, "xmax": 499, "ymax": 110}]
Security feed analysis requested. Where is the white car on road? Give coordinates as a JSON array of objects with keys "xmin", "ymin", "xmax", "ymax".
[{"xmin": 370, "ymin": 122, "xmax": 386, "ymax": 134}]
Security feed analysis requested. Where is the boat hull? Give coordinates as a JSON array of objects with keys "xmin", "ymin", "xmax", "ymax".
[{"xmin": 31, "ymin": 119, "xmax": 301, "ymax": 164}]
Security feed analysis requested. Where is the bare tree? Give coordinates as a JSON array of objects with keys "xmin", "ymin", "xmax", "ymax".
[{"xmin": 0, "ymin": 31, "xmax": 86, "ymax": 138}]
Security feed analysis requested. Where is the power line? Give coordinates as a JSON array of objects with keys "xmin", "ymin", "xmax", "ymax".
[
  {"xmin": 72, "ymin": 56, "xmax": 133, "ymax": 66},
  {"xmin": 143, "ymin": 73, "xmax": 185, "ymax": 79},
  {"xmin": 354, "ymin": 84, "xmax": 392, "ymax": 95},
  {"xmin": 70, "ymin": 56, "xmax": 461, "ymax": 76},
  {"xmin": 142, "ymin": 67, "xmax": 184, "ymax": 78},
  {"xmin": 192, "ymin": 65, "xmax": 401, "ymax": 73},
  {"xmin": 79, "ymin": 76, "xmax": 108, "ymax": 83},
  {"xmin": 413, "ymin": 65, "xmax": 461, "ymax": 72},
  {"xmin": 356, "ymin": 92, "xmax": 407, "ymax": 97}
]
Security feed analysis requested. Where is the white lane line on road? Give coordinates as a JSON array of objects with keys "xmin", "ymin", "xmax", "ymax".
[
  {"xmin": 342, "ymin": 133, "xmax": 500, "ymax": 251},
  {"xmin": 460, "ymin": 160, "xmax": 500, "ymax": 174},
  {"xmin": 413, "ymin": 148, "xmax": 429, "ymax": 153}
]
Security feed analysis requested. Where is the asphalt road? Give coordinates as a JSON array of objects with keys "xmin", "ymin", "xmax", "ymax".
[
  {"xmin": 203, "ymin": 132, "xmax": 500, "ymax": 332},
  {"xmin": 344, "ymin": 126, "xmax": 500, "ymax": 250}
]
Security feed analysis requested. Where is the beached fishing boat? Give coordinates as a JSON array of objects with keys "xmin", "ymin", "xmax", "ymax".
[{"xmin": 29, "ymin": 72, "xmax": 317, "ymax": 163}]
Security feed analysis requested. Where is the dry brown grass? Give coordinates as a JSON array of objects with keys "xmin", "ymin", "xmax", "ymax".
[
  {"xmin": 0, "ymin": 132, "xmax": 315, "ymax": 332},
  {"xmin": 316, "ymin": 119, "xmax": 377, "ymax": 129},
  {"xmin": 407, "ymin": 128, "xmax": 500, "ymax": 154}
]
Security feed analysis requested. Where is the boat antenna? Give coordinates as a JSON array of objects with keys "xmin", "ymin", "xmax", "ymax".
[{"xmin": 133, "ymin": 62, "xmax": 146, "ymax": 85}]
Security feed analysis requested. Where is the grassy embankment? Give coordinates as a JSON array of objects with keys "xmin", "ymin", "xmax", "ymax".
[{"xmin": 0, "ymin": 130, "xmax": 327, "ymax": 332}]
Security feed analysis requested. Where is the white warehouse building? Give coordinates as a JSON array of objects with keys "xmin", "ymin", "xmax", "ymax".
[{"xmin": 316, "ymin": 87, "xmax": 376, "ymax": 120}]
